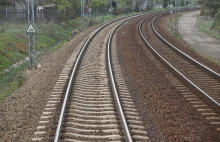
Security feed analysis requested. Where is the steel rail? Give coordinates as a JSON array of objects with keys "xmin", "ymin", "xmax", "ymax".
[
  {"xmin": 53, "ymin": 25, "xmax": 103, "ymax": 142},
  {"xmin": 106, "ymin": 12, "xmax": 166, "ymax": 141},
  {"xmin": 107, "ymin": 24, "xmax": 132, "ymax": 142},
  {"xmin": 138, "ymin": 15, "xmax": 220, "ymax": 113},
  {"xmin": 54, "ymin": 9, "xmax": 197, "ymax": 142},
  {"xmin": 152, "ymin": 14, "xmax": 220, "ymax": 81},
  {"xmin": 54, "ymin": 18, "xmax": 126, "ymax": 142},
  {"xmin": 53, "ymin": 13, "xmax": 147, "ymax": 142},
  {"xmin": 106, "ymin": 12, "xmax": 170, "ymax": 141},
  {"xmin": 107, "ymin": 21, "xmax": 134, "ymax": 142}
]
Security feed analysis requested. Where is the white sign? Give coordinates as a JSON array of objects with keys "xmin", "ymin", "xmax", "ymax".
[
  {"xmin": 170, "ymin": 10, "xmax": 173, "ymax": 14},
  {"xmin": 26, "ymin": 23, "xmax": 37, "ymax": 34}
]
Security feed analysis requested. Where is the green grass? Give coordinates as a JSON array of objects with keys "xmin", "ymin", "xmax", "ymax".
[
  {"xmin": 197, "ymin": 17, "xmax": 220, "ymax": 64},
  {"xmin": 0, "ymin": 64, "xmax": 25, "ymax": 101},
  {"xmin": 0, "ymin": 21, "xmax": 78, "ymax": 72},
  {"xmin": 0, "ymin": 13, "xmax": 146, "ymax": 102},
  {"xmin": 2, "ymin": 10, "xmax": 177, "ymax": 102},
  {"xmin": 166, "ymin": 14, "xmax": 220, "ymax": 65},
  {"xmin": 198, "ymin": 17, "xmax": 220, "ymax": 40},
  {"xmin": 0, "ymin": 18, "xmax": 82, "ymax": 102},
  {"xmin": 167, "ymin": 13, "xmax": 183, "ymax": 38},
  {"xmin": 207, "ymin": 56, "xmax": 220, "ymax": 65}
]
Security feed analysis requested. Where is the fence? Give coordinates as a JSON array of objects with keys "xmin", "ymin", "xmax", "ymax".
[{"xmin": 0, "ymin": 8, "xmax": 69, "ymax": 23}]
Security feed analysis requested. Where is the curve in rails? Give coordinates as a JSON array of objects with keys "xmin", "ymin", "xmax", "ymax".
[
  {"xmin": 53, "ymin": 14, "xmax": 150, "ymax": 142},
  {"xmin": 108, "ymin": 18, "xmax": 150, "ymax": 142},
  {"xmin": 139, "ymin": 13, "xmax": 220, "ymax": 118},
  {"xmin": 152, "ymin": 14, "xmax": 220, "ymax": 111},
  {"xmin": 153, "ymin": 14, "xmax": 220, "ymax": 81}
]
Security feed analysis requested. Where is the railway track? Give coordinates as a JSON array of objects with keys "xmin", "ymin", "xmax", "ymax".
[
  {"xmin": 139, "ymin": 12, "xmax": 220, "ymax": 130},
  {"xmin": 31, "ymin": 10, "xmax": 220, "ymax": 142},
  {"xmin": 48, "ymin": 15, "xmax": 150, "ymax": 142}
]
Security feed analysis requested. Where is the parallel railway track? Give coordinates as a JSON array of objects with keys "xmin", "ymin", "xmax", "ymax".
[
  {"xmin": 139, "ymin": 12, "xmax": 220, "ymax": 128},
  {"xmin": 32, "ymin": 10, "xmax": 220, "ymax": 142},
  {"xmin": 53, "ymin": 14, "xmax": 149, "ymax": 142}
]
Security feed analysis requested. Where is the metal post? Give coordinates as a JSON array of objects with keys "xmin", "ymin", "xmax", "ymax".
[
  {"xmin": 110, "ymin": 0, "xmax": 112, "ymax": 20},
  {"xmin": 81, "ymin": 0, "xmax": 85, "ymax": 31},
  {"xmin": 174, "ymin": 0, "xmax": 179, "ymax": 33},
  {"xmin": 27, "ymin": 0, "xmax": 37, "ymax": 69},
  {"xmin": 32, "ymin": 0, "xmax": 36, "ymax": 69},
  {"xmin": 28, "ymin": 0, "xmax": 31, "ymax": 69},
  {"xmin": 153, "ymin": 0, "xmax": 156, "ymax": 11},
  {"xmin": 132, "ymin": 0, "xmax": 134, "ymax": 14},
  {"xmin": 81, "ymin": 0, "xmax": 82, "ymax": 30},
  {"xmin": 83, "ymin": 0, "xmax": 85, "ymax": 30}
]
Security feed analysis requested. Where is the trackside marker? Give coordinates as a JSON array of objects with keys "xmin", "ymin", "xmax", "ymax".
[{"xmin": 26, "ymin": 23, "xmax": 37, "ymax": 34}]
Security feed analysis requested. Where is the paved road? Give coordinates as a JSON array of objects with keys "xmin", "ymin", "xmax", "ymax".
[{"xmin": 179, "ymin": 10, "xmax": 220, "ymax": 62}]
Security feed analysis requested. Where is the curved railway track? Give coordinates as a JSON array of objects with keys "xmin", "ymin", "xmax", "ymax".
[
  {"xmin": 51, "ymin": 14, "xmax": 150, "ymax": 142},
  {"xmin": 139, "ymin": 12, "xmax": 220, "ymax": 128},
  {"xmin": 31, "ymin": 10, "xmax": 220, "ymax": 142}
]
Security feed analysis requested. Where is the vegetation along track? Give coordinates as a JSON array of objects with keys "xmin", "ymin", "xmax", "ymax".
[
  {"xmin": 42, "ymin": 14, "xmax": 151, "ymax": 142},
  {"xmin": 139, "ymin": 12, "xmax": 220, "ymax": 130}
]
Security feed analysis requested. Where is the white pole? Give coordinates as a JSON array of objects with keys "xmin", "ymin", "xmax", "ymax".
[
  {"xmin": 28, "ymin": 0, "xmax": 31, "ymax": 69},
  {"xmin": 83, "ymin": 0, "xmax": 85, "ymax": 30},
  {"xmin": 110, "ymin": 0, "xmax": 112, "ymax": 20},
  {"xmin": 81, "ymin": 0, "xmax": 85, "ymax": 30},
  {"xmin": 153, "ymin": 0, "xmax": 156, "ymax": 11},
  {"xmin": 132, "ymin": 0, "xmax": 134, "ymax": 14},
  {"xmin": 32, "ymin": 0, "xmax": 36, "ymax": 69}
]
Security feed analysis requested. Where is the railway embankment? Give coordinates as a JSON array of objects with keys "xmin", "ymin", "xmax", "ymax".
[{"xmin": 178, "ymin": 10, "xmax": 220, "ymax": 63}]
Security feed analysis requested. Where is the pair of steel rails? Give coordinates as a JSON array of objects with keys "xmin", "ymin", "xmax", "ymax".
[{"xmin": 54, "ymin": 9, "xmax": 220, "ymax": 142}]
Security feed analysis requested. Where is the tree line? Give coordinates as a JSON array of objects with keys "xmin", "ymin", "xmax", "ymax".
[
  {"xmin": 0, "ymin": 0, "xmax": 200, "ymax": 19},
  {"xmin": 198, "ymin": 0, "xmax": 220, "ymax": 17},
  {"xmin": 198, "ymin": 0, "xmax": 220, "ymax": 30},
  {"xmin": 0, "ymin": 0, "xmax": 197, "ymax": 14}
]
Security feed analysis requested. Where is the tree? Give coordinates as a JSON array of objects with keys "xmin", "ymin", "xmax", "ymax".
[
  {"xmin": 163, "ymin": 0, "xmax": 169, "ymax": 8},
  {"xmin": 72, "ymin": 0, "xmax": 81, "ymax": 17},
  {"xmin": 0, "ymin": 0, "xmax": 9, "ymax": 4},
  {"xmin": 88, "ymin": 0, "xmax": 107, "ymax": 16},
  {"xmin": 198, "ymin": 0, "xmax": 220, "ymax": 30},
  {"xmin": 198, "ymin": 0, "xmax": 220, "ymax": 17},
  {"xmin": 89, "ymin": 0, "xmax": 107, "ymax": 11},
  {"xmin": 211, "ymin": 9, "xmax": 220, "ymax": 29}
]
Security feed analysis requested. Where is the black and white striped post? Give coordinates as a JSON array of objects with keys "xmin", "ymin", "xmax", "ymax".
[
  {"xmin": 81, "ymin": 0, "xmax": 85, "ymax": 31},
  {"xmin": 174, "ymin": 0, "xmax": 180, "ymax": 33},
  {"xmin": 26, "ymin": 0, "xmax": 37, "ymax": 69}
]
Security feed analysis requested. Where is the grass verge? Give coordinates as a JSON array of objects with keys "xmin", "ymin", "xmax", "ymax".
[
  {"xmin": 198, "ymin": 17, "xmax": 220, "ymax": 40},
  {"xmin": 0, "ymin": 18, "xmax": 82, "ymax": 102},
  {"xmin": 0, "ymin": 12, "xmax": 144, "ymax": 102},
  {"xmin": 0, "ymin": 9, "xmax": 171, "ymax": 102},
  {"xmin": 0, "ymin": 64, "xmax": 25, "ymax": 101}
]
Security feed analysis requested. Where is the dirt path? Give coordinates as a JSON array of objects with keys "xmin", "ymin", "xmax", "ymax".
[{"xmin": 179, "ymin": 10, "xmax": 220, "ymax": 62}]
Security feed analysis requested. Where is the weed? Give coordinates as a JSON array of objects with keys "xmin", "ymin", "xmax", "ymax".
[
  {"xmin": 0, "ymin": 64, "xmax": 25, "ymax": 101},
  {"xmin": 0, "ymin": 20, "xmax": 81, "ymax": 101},
  {"xmin": 0, "ymin": 14, "xmax": 116, "ymax": 101},
  {"xmin": 207, "ymin": 56, "xmax": 220, "ymax": 65},
  {"xmin": 198, "ymin": 17, "xmax": 220, "ymax": 40}
]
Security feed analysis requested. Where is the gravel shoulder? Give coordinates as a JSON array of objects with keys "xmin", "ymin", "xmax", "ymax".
[
  {"xmin": 157, "ymin": 12, "xmax": 220, "ymax": 73},
  {"xmin": 0, "ymin": 25, "xmax": 100, "ymax": 142},
  {"xmin": 116, "ymin": 14, "xmax": 220, "ymax": 142},
  {"xmin": 179, "ymin": 10, "xmax": 220, "ymax": 62},
  {"xmin": 1, "ymin": 11, "xmax": 219, "ymax": 142}
]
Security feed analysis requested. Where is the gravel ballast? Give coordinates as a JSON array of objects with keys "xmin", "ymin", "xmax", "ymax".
[
  {"xmin": 0, "ymin": 25, "xmax": 100, "ymax": 142},
  {"xmin": 0, "ymin": 12, "xmax": 219, "ymax": 142},
  {"xmin": 155, "ymin": 13, "xmax": 220, "ymax": 73},
  {"xmin": 116, "ymin": 15, "xmax": 220, "ymax": 141}
]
